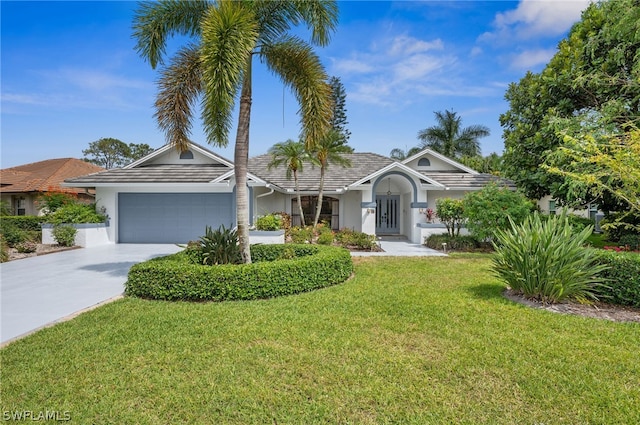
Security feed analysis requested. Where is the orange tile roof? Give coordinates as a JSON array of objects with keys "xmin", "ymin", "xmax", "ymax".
[{"xmin": 0, "ymin": 158, "xmax": 104, "ymax": 194}]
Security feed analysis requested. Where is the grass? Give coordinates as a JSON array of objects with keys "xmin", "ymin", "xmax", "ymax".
[
  {"xmin": 585, "ymin": 232, "xmax": 608, "ymax": 248},
  {"xmin": 1, "ymin": 255, "xmax": 639, "ymax": 424}
]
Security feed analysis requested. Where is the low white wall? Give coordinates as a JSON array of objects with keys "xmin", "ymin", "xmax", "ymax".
[
  {"xmin": 418, "ymin": 223, "xmax": 469, "ymax": 243},
  {"xmin": 249, "ymin": 230, "xmax": 285, "ymax": 245},
  {"xmin": 42, "ymin": 223, "xmax": 111, "ymax": 248}
]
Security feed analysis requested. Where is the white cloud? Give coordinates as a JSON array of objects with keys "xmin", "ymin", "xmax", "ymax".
[
  {"xmin": 332, "ymin": 57, "xmax": 375, "ymax": 75},
  {"xmin": 480, "ymin": 0, "xmax": 591, "ymax": 42},
  {"xmin": 389, "ymin": 36, "xmax": 444, "ymax": 56},
  {"xmin": 510, "ymin": 48, "xmax": 557, "ymax": 70}
]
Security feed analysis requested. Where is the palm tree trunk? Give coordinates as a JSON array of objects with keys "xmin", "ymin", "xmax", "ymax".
[
  {"xmin": 235, "ymin": 56, "xmax": 252, "ymax": 264},
  {"xmin": 294, "ymin": 170, "xmax": 305, "ymax": 227},
  {"xmin": 313, "ymin": 164, "xmax": 325, "ymax": 228}
]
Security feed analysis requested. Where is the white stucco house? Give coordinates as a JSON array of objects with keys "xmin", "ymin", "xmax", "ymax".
[{"xmin": 64, "ymin": 142, "xmax": 514, "ymax": 244}]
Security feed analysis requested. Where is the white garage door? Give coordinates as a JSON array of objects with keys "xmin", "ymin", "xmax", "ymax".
[{"xmin": 118, "ymin": 193, "xmax": 234, "ymax": 243}]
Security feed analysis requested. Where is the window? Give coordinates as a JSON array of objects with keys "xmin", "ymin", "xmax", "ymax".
[
  {"xmin": 548, "ymin": 200, "xmax": 556, "ymax": 215},
  {"xmin": 179, "ymin": 150, "xmax": 194, "ymax": 159},
  {"xmin": 417, "ymin": 158, "xmax": 431, "ymax": 167},
  {"xmin": 292, "ymin": 196, "xmax": 339, "ymax": 229},
  {"xmin": 16, "ymin": 197, "xmax": 26, "ymax": 216}
]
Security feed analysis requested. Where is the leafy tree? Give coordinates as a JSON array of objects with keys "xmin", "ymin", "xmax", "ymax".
[
  {"xmin": 417, "ymin": 109, "xmax": 489, "ymax": 159},
  {"xmin": 435, "ymin": 198, "xmax": 465, "ymax": 237},
  {"xmin": 268, "ymin": 139, "xmax": 312, "ymax": 227},
  {"xmin": 83, "ymin": 138, "xmax": 154, "ymax": 168},
  {"xmin": 133, "ymin": 0, "xmax": 338, "ymax": 263},
  {"xmin": 457, "ymin": 153, "xmax": 503, "ymax": 175},
  {"xmin": 310, "ymin": 130, "xmax": 352, "ymax": 228},
  {"xmin": 500, "ymin": 0, "xmax": 640, "ymax": 202},
  {"xmin": 128, "ymin": 143, "xmax": 154, "ymax": 162},
  {"xmin": 328, "ymin": 76, "xmax": 351, "ymax": 144},
  {"xmin": 462, "ymin": 182, "xmax": 534, "ymax": 242},
  {"xmin": 389, "ymin": 146, "xmax": 421, "ymax": 161}
]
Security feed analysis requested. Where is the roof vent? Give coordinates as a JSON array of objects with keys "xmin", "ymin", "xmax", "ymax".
[
  {"xmin": 180, "ymin": 150, "xmax": 194, "ymax": 160},
  {"xmin": 418, "ymin": 158, "xmax": 431, "ymax": 166}
]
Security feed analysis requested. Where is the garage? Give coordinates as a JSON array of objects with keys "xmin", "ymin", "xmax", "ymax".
[{"xmin": 118, "ymin": 193, "xmax": 234, "ymax": 243}]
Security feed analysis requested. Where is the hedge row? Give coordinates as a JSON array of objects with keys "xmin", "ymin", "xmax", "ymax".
[
  {"xmin": 594, "ymin": 250, "xmax": 640, "ymax": 308},
  {"xmin": 126, "ymin": 244, "xmax": 353, "ymax": 301},
  {"xmin": 0, "ymin": 216, "xmax": 44, "ymax": 232}
]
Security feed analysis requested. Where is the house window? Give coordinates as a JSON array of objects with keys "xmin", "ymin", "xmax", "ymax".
[
  {"xmin": 418, "ymin": 158, "xmax": 431, "ymax": 167},
  {"xmin": 548, "ymin": 200, "xmax": 556, "ymax": 215},
  {"xmin": 16, "ymin": 197, "xmax": 26, "ymax": 216},
  {"xmin": 179, "ymin": 150, "xmax": 194, "ymax": 159},
  {"xmin": 292, "ymin": 196, "xmax": 339, "ymax": 229}
]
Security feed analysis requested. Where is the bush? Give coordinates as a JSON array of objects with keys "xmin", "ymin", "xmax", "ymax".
[
  {"xmin": 47, "ymin": 203, "xmax": 106, "ymax": 225},
  {"xmin": 36, "ymin": 190, "xmax": 77, "ymax": 213},
  {"xmin": 435, "ymin": 198, "xmax": 465, "ymax": 237},
  {"xmin": 290, "ymin": 226, "xmax": 314, "ymax": 244},
  {"xmin": 0, "ymin": 224, "xmax": 27, "ymax": 248},
  {"xmin": 52, "ymin": 225, "xmax": 77, "ymax": 247},
  {"xmin": 200, "ymin": 225, "xmax": 241, "ymax": 265},
  {"xmin": 317, "ymin": 231, "xmax": 334, "ymax": 245},
  {"xmin": 334, "ymin": 228, "xmax": 377, "ymax": 250},
  {"xmin": 125, "ymin": 244, "xmax": 353, "ymax": 301},
  {"xmin": 16, "ymin": 241, "xmax": 37, "ymax": 253},
  {"xmin": 462, "ymin": 182, "xmax": 534, "ymax": 242},
  {"xmin": 0, "ymin": 216, "xmax": 44, "ymax": 232},
  {"xmin": 592, "ymin": 250, "xmax": 640, "ymax": 307},
  {"xmin": 255, "ymin": 213, "xmax": 283, "ymax": 231},
  {"xmin": 618, "ymin": 234, "xmax": 640, "ymax": 250},
  {"xmin": 424, "ymin": 234, "xmax": 480, "ymax": 251},
  {"xmin": 0, "ymin": 235, "xmax": 8, "ymax": 263},
  {"xmin": 492, "ymin": 211, "xmax": 607, "ymax": 303},
  {"xmin": 600, "ymin": 212, "xmax": 640, "ymax": 242}
]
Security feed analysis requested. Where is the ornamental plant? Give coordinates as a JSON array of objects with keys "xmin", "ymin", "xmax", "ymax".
[
  {"xmin": 492, "ymin": 211, "xmax": 608, "ymax": 304},
  {"xmin": 435, "ymin": 198, "xmax": 465, "ymax": 237},
  {"xmin": 52, "ymin": 225, "xmax": 77, "ymax": 247}
]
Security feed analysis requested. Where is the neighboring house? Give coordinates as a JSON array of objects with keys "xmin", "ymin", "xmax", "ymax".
[
  {"xmin": 64, "ymin": 142, "xmax": 513, "ymax": 244},
  {"xmin": 0, "ymin": 158, "xmax": 105, "ymax": 215}
]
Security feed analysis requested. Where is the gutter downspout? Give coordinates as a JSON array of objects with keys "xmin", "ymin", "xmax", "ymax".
[{"xmin": 254, "ymin": 184, "xmax": 274, "ymax": 222}]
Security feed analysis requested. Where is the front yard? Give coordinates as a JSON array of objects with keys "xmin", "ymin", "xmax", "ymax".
[{"xmin": 1, "ymin": 255, "xmax": 639, "ymax": 424}]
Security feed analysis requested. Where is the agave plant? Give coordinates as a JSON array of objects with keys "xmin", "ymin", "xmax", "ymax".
[
  {"xmin": 200, "ymin": 224, "xmax": 242, "ymax": 266},
  {"xmin": 491, "ymin": 210, "xmax": 608, "ymax": 304}
]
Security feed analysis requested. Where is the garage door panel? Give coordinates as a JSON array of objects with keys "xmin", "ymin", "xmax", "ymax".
[{"xmin": 118, "ymin": 193, "xmax": 234, "ymax": 243}]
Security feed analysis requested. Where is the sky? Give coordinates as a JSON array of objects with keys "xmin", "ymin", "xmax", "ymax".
[{"xmin": 1, "ymin": 0, "xmax": 593, "ymax": 169}]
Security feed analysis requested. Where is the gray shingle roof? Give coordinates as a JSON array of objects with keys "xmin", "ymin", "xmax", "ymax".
[
  {"xmin": 64, "ymin": 164, "xmax": 230, "ymax": 184},
  {"xmin": 421, "ymin": 172, "xmax": 516, "ymax": 189},
  {"xmin": 248, "ymin": 152, "xmax": 394, "ymax": 191}
]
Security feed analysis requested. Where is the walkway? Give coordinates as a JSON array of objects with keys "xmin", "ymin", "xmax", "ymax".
[{"xmin": 351, "ymin": 236, "xmax": 446, "ymax": 257}]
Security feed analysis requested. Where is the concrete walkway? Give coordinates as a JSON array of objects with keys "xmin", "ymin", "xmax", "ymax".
[
  {"xmin": 351, "ymin": 236, "xmax": 446, "ymax": 257},
  {"xmin": 1, "ymin": 244, "xmax": 182, "ymax": 345}
]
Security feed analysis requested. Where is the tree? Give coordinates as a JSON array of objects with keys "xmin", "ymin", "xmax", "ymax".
[
  {"xmin": 389, "ymin": 146, "xmax": 421, "ymax": 161},
  {"xmin": 82, "ymin": 138, "xmax": 154, "ymax": 168},
  {"xmin": 267, "ymin": 139, "xmax": 311, "ymax": 227},
  {"xmin": 128, "ymin": 143, "xmax": 154, "ymax": 162},
  {"xmin": 435, "ymin": 198, "xmax": 465, "ymax": 237},
  {"xmin": 310, "ymin": 130, "xmax": 351, "ymax": 228},
  {"xmin": 328, "ymin": 76, "xmax": 351, "ymax": 144},
  {"xmin": 457, "ymin": 153, "xmax": 503, "ymax": 175},
  {"xmin": 133, "ymin": 0, "xmax": 337, "ymax": 263},
  {"xmin": 500, "ymin": 0, "xmax": 640, "ymax": 202},
  {"xmin": 417, "ymin": 109, "xmax": 489, "ymax": 159}
]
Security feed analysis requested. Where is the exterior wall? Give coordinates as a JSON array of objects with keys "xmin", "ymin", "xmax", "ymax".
[
  {"xmin": 537, "ymin": 195, "xmax": 593, "ymax": 219},
  {"xmin": 146, "ymin": 148, "xmax": 222, "ymax": 165},
  {"xmin": 0, "ymin": 194, "xmax": 39, "ymax": 216},
  {"xmin": 253, "ymin": 188, "xmax": 288, "ymax": 219},
  {"xmin": 42, "ymin": 223, "xmax": 110, "ymax": 247},
  {"xmin": 404, "ymin": 155, "xmax": 461, "ymax": 171},
  {"xmin": 342, "ymin": 190, "xmax": 363, "ymax": 232}
]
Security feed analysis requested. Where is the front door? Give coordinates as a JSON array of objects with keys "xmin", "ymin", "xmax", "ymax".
[{"xmin": 376, "ymin": 195, "xmax": 400, "ymax": 234}]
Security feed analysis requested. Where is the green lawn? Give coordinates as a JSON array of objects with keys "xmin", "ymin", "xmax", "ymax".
[{"xmin": 2, "ymin": 255, "xmax": 639, "ymax": 424}]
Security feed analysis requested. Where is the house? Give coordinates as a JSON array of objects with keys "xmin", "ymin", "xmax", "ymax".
[
  {"xmin": 64, "ymin": 142, "xmax": 513, "ymax": 244},
  {"xmin": 0, "ymin": 158, "xmax": 105, "ymax": 215}
]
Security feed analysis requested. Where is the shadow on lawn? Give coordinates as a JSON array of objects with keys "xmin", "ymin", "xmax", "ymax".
[{"xmin": 465, "ymin": 283, "xmax": 508, "ymax": 302}]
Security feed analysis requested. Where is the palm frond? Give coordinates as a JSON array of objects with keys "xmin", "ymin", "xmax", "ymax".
[
  {"xmin": 133, "ymin": 0, "xmax": 210, "ymax": 69},
  {"xmin": 154, "ymin": 45, "xmax": 203, "ymax": 152}
]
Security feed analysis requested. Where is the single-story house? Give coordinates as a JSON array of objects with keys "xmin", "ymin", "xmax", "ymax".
[
  {"xmin": 64, "ymin": 142, "xmax": 513, "ymax": 244},
  {"xmin": 0, "ymin": 158, "xmax": 105, "ymax": 215}
]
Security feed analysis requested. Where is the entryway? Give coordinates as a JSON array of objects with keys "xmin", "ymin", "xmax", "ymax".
[{"xmin": 376, "ymin": 195, "xmax": 400, "ymax": 234}]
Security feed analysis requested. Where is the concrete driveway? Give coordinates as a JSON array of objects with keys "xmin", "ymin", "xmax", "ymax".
[{"xmin": 1, "ymin": 244, "xmax": 182, "ymax": 345}]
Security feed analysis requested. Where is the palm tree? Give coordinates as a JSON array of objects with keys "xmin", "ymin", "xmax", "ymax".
[
  {"xmin": 133, "ymin": 0, "xmax": 337, "ymax": 263},
  {"xmin": 417, "ymin": 109, "xmax": 490, "ymax": 159},
  {"xmin": 389, "ymin": 146, "xmax": 422, "ymax": 161},
  {"xmin": 311, "ymin": 130, "xmax": 352, "ymax": 228},
  {"xmin": 267, "ymin": 139, "xmax": 310, "ymax": 227}
]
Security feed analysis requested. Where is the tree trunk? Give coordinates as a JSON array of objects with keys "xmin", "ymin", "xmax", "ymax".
[
  {"xmin": 313, "ymin": 163, "xmax": 325, "ymax": 228},
  {"xmin": 294, "ymin": 170, "xmax": 305, "ymax": 227},
  {"xmin": 235, "ymin": 56, "xmax": 252, "ymax": 264}
]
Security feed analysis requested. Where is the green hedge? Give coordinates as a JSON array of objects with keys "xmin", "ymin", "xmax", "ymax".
[
  {"xmin": 0, "ymin": 216, "xmax": 44, "ymax": 232},
  {"xmin": 126, "ymin": 244, "xmax": 353, "ymax": 301},
  {"xmin": 593, "ymin": 250, "xmax": 640, "ymax": 308}
]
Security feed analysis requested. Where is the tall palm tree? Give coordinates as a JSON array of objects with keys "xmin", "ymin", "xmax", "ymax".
[
  {"xmin": 267, "ymin": 139, "xmax": 311, "ymax": 227},
  {"xmin": 389, "ymin": 146, "xmax": 422, "ymax": 161},
  {"xmin": 311, "ymin": 130, "xmax": 352, "ymax": 228},
  {"xmin": 133, "ymin": 0, "xmax": 337, "ymax": 263},
  {"xmin": 417, "ymin": 109, "xmax": 490, "ymax": 159}
]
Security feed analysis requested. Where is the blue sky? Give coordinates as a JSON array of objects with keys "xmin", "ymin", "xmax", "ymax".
[{"xmin": 1, "ymin": 0, "xmax": 591, "ymax": 169}]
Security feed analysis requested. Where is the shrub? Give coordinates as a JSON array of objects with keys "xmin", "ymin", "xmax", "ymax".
[
  {"xmin": 16, "ymin": 241, "xmax": 37, "ymax": 253},
  {"xmin": 618, "ymin": 234, "xmax": 640, "ymax": 250},
  {"xmin": 200, "ymin": 225, "xmax": 241, "ymax": 265},
  {"xmin": 36, "ymin": 190, "xmax": 77, "ymax": 213},
  {"xmin": 593, "ymin": 250, "xmax": 640, "ymax": 307},
  {"xmin": 0, "ymin": 235, "xmax": 8, "ymax": 263},
  {"xmin": 462, "ymin": 182, "xmax": 534, "ymax": 242},
  {"xmin": 0, "ymin": 224, "xmax": 27, "ymax": 248},
  {"xmin": 290, "ymin": 226, "xmax": 314, "ymax": 244},
  {"xmin": 125, "ymin": 244, "xmax": 353, "ymax": 301},
  {"xmin": 255, "ymin": 213, "xmax": 283, "ymax": 231},
  {"xmin": 317, "ymin": 231, "xmax": 334, "ymax": 245},
  {"xmin": 435, "ymin": 198, "xmax": 465, "ymax": 237},
  {"xmin": 424, "ymin": 234, "xmax": 480, "ymax": 251},
  {"xmin": 334, "ymin": 228, "xmax": 377, "ymax": 250},
  {"xmin": 492, "ymin": 211, "xmax": 608, "ymax": 303},
  {"xmin": 47, "ymin": 203, "xmax": 106, "ymax": 225},
  {"xmin": 52, "ymin": 225, "xmax": 77, "ymax": 247},
  {"xmin": 600, "ymin": 212, "xmax": 640, "ymax": 242},
  {"xmin": 0, "ymin": 216, "xmax": 44, "ymax": 232}
]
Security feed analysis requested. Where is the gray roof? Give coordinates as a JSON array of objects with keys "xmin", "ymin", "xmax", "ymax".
[
  {"xmin": 421, "ymin": 172, "xmax": 516, "ymax": 189},
  {"xmin": 248, "ymin": 152, "xmax": 394, "ymax": 191},
  {"xmin": 64, "ymin": 164, "xmax": 230, "ymax": 184}
]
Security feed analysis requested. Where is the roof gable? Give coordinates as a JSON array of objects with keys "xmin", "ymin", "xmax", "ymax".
[
  {"xmin": 402, "ymin": 148, "xmax": 478, "ymax": 174},
  {"xmin": 126, "ymin": 142, "xmax": 234, "ymax": 169}
]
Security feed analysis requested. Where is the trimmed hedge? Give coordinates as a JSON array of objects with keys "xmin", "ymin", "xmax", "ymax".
[
  {"xmin": 593, "ymin": 250, "xmax": 640, "ymax": 307},
  {"xmin": 0, "ymin": 216, "xmax": 44, "ymax": 232},
  {"xmin": 126, "ymin": 244, "xmax": 353, "ymax": 301}
]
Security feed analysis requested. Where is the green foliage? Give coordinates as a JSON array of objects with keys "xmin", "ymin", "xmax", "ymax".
[
  {"xmin": 255, "ymin": 213, "xmax": 283, "ymax": 231},
  {"xmin": 15, "ymin": 241, "xmax": 37, "ymax": 253},
  {"xmin": 334, "ymin": 228, "xmax": 377, "ymax": 250},
  {"xmin": 0, "ymin": 216, "xmax": 44, "ymax": 232},
  {"xmin": 47, "ymin": 203, "xmax": 106, "ymax": 225},
  {"xmin": 329, "ymin": 76, "xmax": 352, "ymax": 144},
  {"xmin": 618, "ymin": 234, "xmax": 640, "ymax": 251},
  {"xmin": 457, "ymin": 153, "xmax": 503, "ymax": 175},
  {"xmin": 492, "ymin": 212, "xmax": 607, "ymax": 303},
  {"xmin": 600, "ymin": 212, "xmax": 640, "ymax": 242},
  {"xmin": 125, "ymin": 244, "xmax": 353, "ymax": 301},
  {"xmin": 82, "ymin": 137, "xmax": 153, "ymax": 169},
  {"xmin": 290, "ymin": 226, "xmax": 314, "ymax": 244},
  {"xmin": 1, "ymin": 200, "xmax": 13, "ymax": 216},
  {"xmin": 52, "ymin": 225, "xmax": 77, "ymax": 247},
  {"xmin": 317, "ymin": 231, "xmax": 334, "ymax": 245},
  {"xmin": 435, "ymin": 198, "xmax": 465, "ymax": 237},
  {"xmin": 417, "ymin": 109, "xmax": 489, "ymax": 159},
  {"xmin": 424, "ymin": 234, "xmax": 480, "ymax": 251},
  {"xmin": 0, "ymin": 224, "xmax": 27, "ymax": 247},
  {"xmin": 462, "ymin": 183, "xmax": 534, "ymax": 241},
  {"xmin": 0, "ymin": 235, "xmax": 8, "ymax": 262},
  {"xmin": 593, "ymin": 251, "xmax": 640, "ymax": 307},
  {"xmin": 200, "ymin": 225, "xmax": 241, "ymax": 265},
  {"xmin": 36, "ymin": 190, "xmax": 77, "ymax": 213}
]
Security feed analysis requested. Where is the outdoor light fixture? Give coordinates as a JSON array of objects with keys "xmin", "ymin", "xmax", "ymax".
[{"xmin": 387, "ymin": 178, "xmax": 392, "ymax": 196}]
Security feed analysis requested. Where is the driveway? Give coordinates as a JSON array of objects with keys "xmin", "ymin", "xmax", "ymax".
[{"xmin": 1, "ymin": 244, "xmax": 182, "ymax": 345}]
